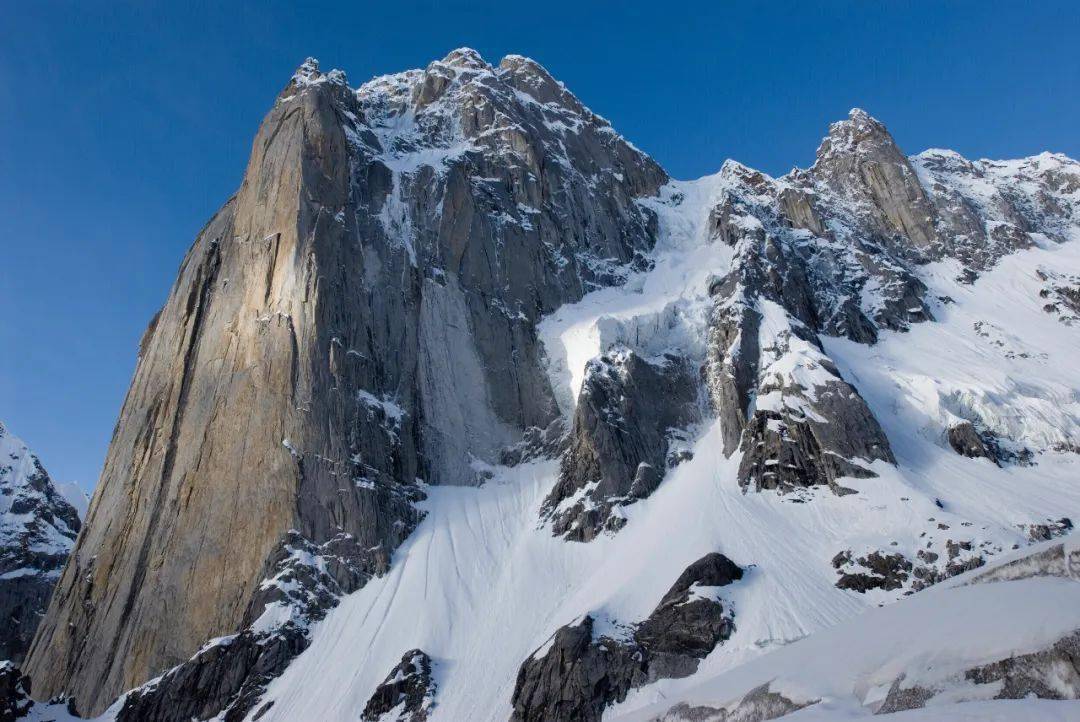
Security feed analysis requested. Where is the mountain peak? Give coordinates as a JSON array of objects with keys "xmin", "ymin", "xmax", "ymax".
[
  {"xmin": 288, "ymin": 56, "xmax": 347, "ymax": 92},
  {"xmin": 0, "ymin": 419, "xmax": 82, "ymax": 664},
  {"xmin": 438, "ymin": 47, "xmax": 489, "ymax": 70},
  {"xmin": 497, "ymin": 53, "xmax": 583, "ymax": 112},
  {"xmin": 815, "ymin": 107, "xmax": 896, "ymax": 163}
]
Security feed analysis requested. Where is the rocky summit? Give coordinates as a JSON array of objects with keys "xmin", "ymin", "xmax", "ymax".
[{"xmin": 9, "ymin": 49, "xmax": 1080, "ymax": 722}]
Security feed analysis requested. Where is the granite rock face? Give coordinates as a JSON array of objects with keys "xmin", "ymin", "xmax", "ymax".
[
  {"xmin": 703, "ymin": 160, "xmax": 898, "ymax": 492},
  {"xmin": 361, "ymin": 649, "xmax": 437, "ymax": 722},
  {"xmin": 697, "ymin": 111, "xmax": 1080, "ymax": 493},
  {"xmin": 946, "ymin": 421, "xmax": 998, "ymax": 463},
  {"xmin": 511, "ymin": 554, "xmax": 742, "ymax": 721},
  {"xmin": 112, "ymin": 530, "xmax": 390, "ymax": 721},
  {"xmin": 25, "ymin": 51, "xmax": 663, "ymax": 716},
  {"xmin": 542, "ymin": 347, "xmax": 701, "ymax": 540},
  {"xmin": 510, "ymin": 615, "xmax": 644, "ymax": 722},
  {"xmin": 0, "ymin": 422, "xmax": 81, "ymax": 665}
]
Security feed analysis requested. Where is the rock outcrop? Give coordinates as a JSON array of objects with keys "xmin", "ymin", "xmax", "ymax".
[
  {"xmin": 361, "ymin": 649, "xmax": 437, "ymax": 722},
  {"xmin": 542, "ymin": 348, "xmax": 701, "ymax": 540},
  {"xmin": 833, "ymin": 533, "xmax": 997, "ymax": 596},
  {"xmin": 111, "ymin": 530, "xmax": 388, "ymax": 721},
  {"xmin": 697, "ymin": 111, "xmax": 1080, "ymax": 493},
  {"xmin": 650, "ymin": 683, "xmax": 815, "ymax": 722},
  {"xmin": 0, "ymin": 421, "xmax": 81, "ymax": 665},
  {"xmin": 0, "ymin": 663, "xmax": 32, "ymax": 722},
  {"xmin": 878, "ymin": 629, "xmax": 1080, "ymax": 713},
  {"xmin": 703, "ymin": 160, "xmax": 899, "ymax": 492},
  {"xmin": 25, "ymin": 50, "xmax": 664, "ymax": 717},
  {"xmin": 511, "ymin": 553, "xmax": 743, "ymax": 721},
  {"xmin": 946, "ymin": 421, "xmax": 996, "ymax": 462},
  {"xmin": 1036, "ymin": 266, "xmax": 1080, "ymax": 324}
]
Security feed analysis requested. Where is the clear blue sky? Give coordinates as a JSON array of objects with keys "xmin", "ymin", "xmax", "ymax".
[{"xmin": 2, "ymin": 1, "xmax": 1078, "ymax": 489}]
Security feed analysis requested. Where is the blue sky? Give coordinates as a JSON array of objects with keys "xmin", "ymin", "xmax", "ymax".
[{"xmin": 2, "ymin": 0, "xmax": 1078, "ymax": 488}]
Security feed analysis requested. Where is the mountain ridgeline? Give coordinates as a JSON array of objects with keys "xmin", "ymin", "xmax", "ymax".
[
  {"xmin": 0, "ymin": 422, "xmax": 82, "ymax": 666},
  {"xmin": 15, "ymin": 49, "xmax": 1080, "ymax": 722}
]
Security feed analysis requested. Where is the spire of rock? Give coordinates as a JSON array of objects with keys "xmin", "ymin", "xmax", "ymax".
[
  {"xmin": 809, "ymin": 107, "xmax": 939, "ymax": 248},
  {"xmin": 286, "ymin": 56, "xmax": 348, "ymax": 96}
]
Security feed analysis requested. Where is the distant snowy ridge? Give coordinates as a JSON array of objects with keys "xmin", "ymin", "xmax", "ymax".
[{"xmin": 0, "ymin": 420, "xmax": 82, "ymax": 664}]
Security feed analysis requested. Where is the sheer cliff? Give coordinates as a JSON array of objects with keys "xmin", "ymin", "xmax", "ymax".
[{"xmin": 24, "ymin": 50, "xmax": 664, "ymax": 717}]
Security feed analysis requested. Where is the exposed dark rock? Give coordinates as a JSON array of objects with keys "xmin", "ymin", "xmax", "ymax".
[
  {"xmin": 1036, "ymin": 268, "xmax": 1080, "ymax": 325},
  {"xmin": 917, "ymin": 151, "xmax": 1080, "ymax": 272},
  {"xmin": 833, "ymin": 551, "xmax": 912, "ymax": 593},
  {"xmin": 965, "ymin": 629, "xmax": 1080, "ymax": 699},
  {"xmin": 947, "ymin": 421, "xmax": 998, "ymax": 464},
  {"xmin": 879, "ymin": 629, "xmax": 1080, "ymax": 712},
  {"xmin": 362, "ymin": 649, "xmax": 436, "ymax": 722},
  {"xmin": 499, "ymin": 418, "xmax": 569, "ymax": 467},
  {"xmin": 1028, "ymin": 517, "xmax": 1073, "ymax": 542},
  {"xmin": 812, "ymin": 109, "xmax": 939, "ymax": 251},
  {"xmin": 511, "ymin": 616, "xmax": 645, "ymax": 722},
  {"xmin": 876, "ymin": 675, "xmax": 937, "ymax": 714},
  {"xmin": 706, "ymin": 259, "xmax": 894, "ymax": 494},
  {"xmin": 511, "ymin": 554, "xmax": 742, "ymax": 721},
  {"xmin": 116, "ymin": 625, "xmax": 307, "ymax": 722},
  {"xmin": 637, "ymin": 554, "xmax": 743, "ymax": 680},
  {"xmin": 0, "ymin": 664, "xmax": 32, "ymax": 722},
  {"xmin": 701, "ymin": 157, "xmax": 901, "ymax": 495},
  {"xmin": 543, "ymin": 348, "xmax": 701, "ymax": 541},
  {"xmin": 115, "ymin": 530, "xmax": 394, "ymax": 722},
  {"xmin": 964, "ymin": 540, "xmax": 1080, "ymax": 586},
  {"xmin": 652, "ymin": 682, "xmax": 816, "ymax": 721}
]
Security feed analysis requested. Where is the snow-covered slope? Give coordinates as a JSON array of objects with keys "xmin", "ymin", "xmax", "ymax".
[
  {"xmin": 616, "ymin": 538, "xmax": 1080, "ymax": 721},
  {"xmin": 0, "ymin": 421, "xmax": 82, "ymax": 664}
]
